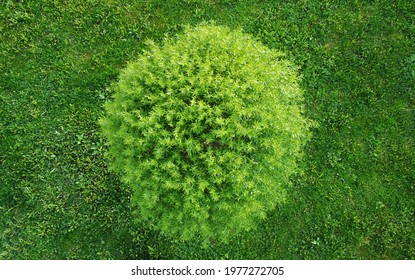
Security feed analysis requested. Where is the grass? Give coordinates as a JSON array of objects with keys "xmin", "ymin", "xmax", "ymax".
[{"xmin": 1, "ymin": 0, "xmax": 414, "ymax": 259}]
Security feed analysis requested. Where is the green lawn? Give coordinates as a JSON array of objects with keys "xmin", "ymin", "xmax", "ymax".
[{"xmin": 1, "ymin": 0, "xmax": 414, "ymax": 259}]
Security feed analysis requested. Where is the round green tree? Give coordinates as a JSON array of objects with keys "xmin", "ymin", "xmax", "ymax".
[{"xmin": 100, "ymin": 24, "xmax": 312, "ymax": 242}]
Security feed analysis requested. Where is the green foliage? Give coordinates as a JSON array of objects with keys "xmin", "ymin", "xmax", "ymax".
[
  {"xmin": 1, "ymin": 0, "xmax": 414, "ymax": 260},
  {"xmin": 100, "ymin": 24, "xmax": 312, "ymax": 242}
]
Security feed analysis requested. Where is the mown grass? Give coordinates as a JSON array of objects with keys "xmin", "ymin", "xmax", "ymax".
[{"xmin": 1, "ymin": 0, "xmax": 414, "ymax": 259}]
